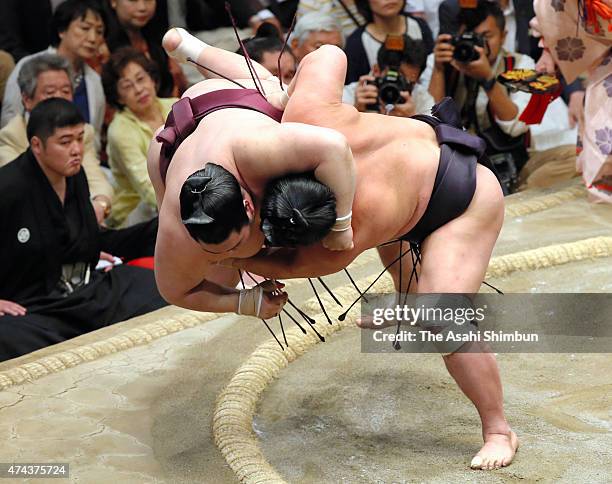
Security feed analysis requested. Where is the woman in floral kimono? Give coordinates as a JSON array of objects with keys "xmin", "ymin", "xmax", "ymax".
[{"xmin": 532, "ymin": 0, "xmax": 612, "ymax": 202}]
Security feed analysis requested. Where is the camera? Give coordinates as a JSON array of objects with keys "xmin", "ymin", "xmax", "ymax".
[
  {"xmin": 367, "ymin": 70, "xmax": 414, "ymax": 108},
  {"xmin": 452, "ymin": 31, "xmax": 486, "ymax": 63},
  {"xmin": 366, "ymin": 35, "xmax": 414, "ymax": 110},
  {"xmin": 489, "ymin": 152, "xmax": 518, "ymax": 195}
]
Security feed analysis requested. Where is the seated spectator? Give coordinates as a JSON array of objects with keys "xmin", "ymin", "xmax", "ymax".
[
  {"xmin": 0, "ymin": 54, "xmax": 114, "ymax": 225},
  {"xmin": 241, "ymin": 24, "xmax": 297, "ymax": 85},
  {"xmin": 1, "ymin": 0, "xmax": 106, "ymax": 139},
  {"xmin": 438, "ymin": 0, "xmax": 585, "ymax": 128},
  {"xmin": 0, "ymin": 0, "xmax": 53, "ymax": 63},
  {"xmin": 0, "ymin": 98, "xmax": 166, "ymax": 362},
  {"xmin": 102, "ymin": 48, "xmax": 177, "ymax": 227},
  {"xmin": 297, "ymin": 0, "xmax": 366, "ymax": 38},
  {"xmin": 105, "ymin": 0, "xmax": 187, "ymax": 98},
  {"xmin": 425, "ymin": 0, "xmax": 531, "ymax": 194},
  {"xmin": 289, "ymin": 11, "xmax": 345, "ymax": 63},
  {"xmin": 0, "ymin": 51, "xmax": 15, "ymax": 105},
  {"xmin": 344, "ymin": 34, "xmax": 434, "ymax": 116},
  {"xmin": 344, "ymin": 0, "xmax": 433, "ymax": 85}
]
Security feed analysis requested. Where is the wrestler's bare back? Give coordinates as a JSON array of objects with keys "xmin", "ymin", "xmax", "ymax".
[{"xmin": 283, "ymin": 60, "xmax": 441, "ymax": 251}]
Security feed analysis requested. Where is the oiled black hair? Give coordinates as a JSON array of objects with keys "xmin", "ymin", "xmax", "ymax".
[
  {"xmin": 27, "ymin": 98, "xmax": 84, "ymax": 143},
  {"xmin": 459, "ymin": 0, "xmax": 506, "ymax": 32},
  {"xmin": 180, "ymin": 164, "xmax": 249, "ymax": 245},
  {"xmin": 261, "ymin": 173, "xmax": 336, "ymax": 247}
]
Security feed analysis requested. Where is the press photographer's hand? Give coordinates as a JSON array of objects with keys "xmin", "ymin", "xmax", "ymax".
[
  {"xmin": 355, "ymin": 75, "xmax": 378, "ymax": 112},
  {"xmin": 385, "ymin": 91, "xmax": 416, "ymax": 117},
  {"xmin": 434, "ymin": 34, "xmax": 454, "ymax": 69},
  {"xmin": 451, "ymin": 46, "xmax": 493, "ymax": 81}
]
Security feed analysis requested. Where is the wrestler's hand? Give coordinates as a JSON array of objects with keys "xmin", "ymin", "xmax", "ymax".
[
  {"xmin": 240, "ymin": 280, "xmax": 288, "ymax": 319},
  {"xmin": 0, "ymin": 300, "xmax": 27, "ymax": 317},
  {"xmin": 322, "ymin": 226, "xmax": 354, "ymax": 251},
  {"xmin": 355, "ymin": 75, "xmax": 378, "ymax": 112}
]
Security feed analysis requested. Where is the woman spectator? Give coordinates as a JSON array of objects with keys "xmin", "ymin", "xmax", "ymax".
[
  {"xmin": 105, "ymin": 0, "xmax": 186, "ymax": 97},
  {"xmin": 344, "ymin": 0, "xmax": 433, "ymax": 84},
  {"xmin": 1, "ymin": 0, "xmax": 107, "ymax": 136},
  {"xmin": 102, "ymin": 47, "xmax": 177, "ymax": 227}
]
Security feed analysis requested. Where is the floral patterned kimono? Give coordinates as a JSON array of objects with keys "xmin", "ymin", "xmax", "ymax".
[{"xmin": 534, "ymin": 0, "xmax": 612, "ymax": 202}]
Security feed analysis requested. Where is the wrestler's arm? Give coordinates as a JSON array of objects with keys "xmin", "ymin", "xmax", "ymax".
[
  {"xmin": 154, "ymin": 211, "xmax": 242, "ymax": 313},
  {"xmin": 229, "ymin": 240, "xmax": 362, "ymax": 279},
  {"xmin": 267, "ymin": 44, "xmax": 347, "ymax": 112},
  {"xmin": 236, "ymin": 122, "xmax": 355, "ymax": 225}
]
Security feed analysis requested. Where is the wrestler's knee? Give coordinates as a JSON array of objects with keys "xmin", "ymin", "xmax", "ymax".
[{"xmin": 416, "ymin": 293, "xmax": 478, "ymax": 355}]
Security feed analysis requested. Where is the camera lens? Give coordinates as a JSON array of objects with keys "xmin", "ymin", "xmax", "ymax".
[{"xmin": 379, "ymin": 83, "xmax": 402, "ymax": 105}]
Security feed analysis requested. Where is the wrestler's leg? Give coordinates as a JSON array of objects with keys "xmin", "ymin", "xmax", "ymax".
[
  {"xmin": 161, "ymin": 28, "xmax": 276, "ymax": 83},
  {"xmin": 418, "ymin": 165, "xmax": 518, "ymax": 471},
  {"xmin": 357, "ymin": 242, "xmax": 419, "ymax": 328}
]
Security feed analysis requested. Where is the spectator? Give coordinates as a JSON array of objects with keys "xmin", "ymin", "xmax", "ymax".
[
  {"xmin": 438, "ymin": 0, "xmax": 586, "ymax": 133},
  {"xmin": 290, "ymin": 12, "xmax": 345, "ymax": 63},
  {"xmin": 0, "ymin": 54, "xmax": 114, "ymax": 225},
  {"xmin": 241, "ymin": 26, "xmax": 297, "ymax": 85},
  {"xmin": 425, "ymin": 0, "xmax": 531, "ymax": 193},
  {"xmin": 105, "ymin": 0, "xmax": 187, "ymax": 98},
  {"xmin": 424, "ymin": 0, "xmax": 576, "ymax": 194},
  {"xmin": 1, "ymin": 0, "xmax": 107, "ymax": 139},
  {"xmin": 439, "ymin": 0, "xmax": 538, "ymax": 58},
  {"xmin": 0, "ymin": 51, "xmax": 15, "ymax": 104},
  {"xmin": 344, "ymin": 0, "xmax": 434, "ymax": 85},
  {"xmin": 297, "ymin": 0, "xmax": 366, "ymax": 38},
  {"xmin": 0, "ymin": 0, "xmax": 53, "ymax": 63},
  {"xmin": 0, "ymin": 98, "xmax": 166, "ymax": 362},
  {"xmin": 102, "ymin": 48, "xmax": 176, "ymax": 227},
  {"xmin": 345, "ymin": 34, "xmax": 434, "ymax": 116}
]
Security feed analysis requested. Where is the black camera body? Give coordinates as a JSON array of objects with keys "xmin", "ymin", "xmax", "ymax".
[
  {"xmin": 366, "ymin": 35, "xmax": 415, "ymax": 111},
  {"xmin": 452, "ymin": 31, "xmax": 486, "ymax": 63},
  {"xmin": 366, "ymin": 70, "xmax": 414, "ymax": 109}
]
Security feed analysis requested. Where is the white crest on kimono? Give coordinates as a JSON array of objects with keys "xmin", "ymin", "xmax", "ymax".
[{"xmin": 17, "ymin": 228, "xmax": 30, "ymax": 244}]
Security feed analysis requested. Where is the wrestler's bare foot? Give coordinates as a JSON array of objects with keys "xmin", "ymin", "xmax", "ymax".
[
  {"xmin": 162, "ymin": 28, "xmax": 181, "ymax": 55},
  {"xmin": 470, "ymin": 430, "xmax": 519, "ymax": 470}
]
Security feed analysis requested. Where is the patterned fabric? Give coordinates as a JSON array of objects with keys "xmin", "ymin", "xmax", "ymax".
[{"xmin": 534, "ymin": 0, "xmax": 612, "ymax": 202}]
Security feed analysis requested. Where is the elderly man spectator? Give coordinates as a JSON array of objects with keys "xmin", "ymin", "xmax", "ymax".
[
  {"xmin": 0, "ymin": 54, "xmax": 113, "ymax": 225},
  {"xmin": 0, "ymin": 98, "xmax": 165, "ymax": 362},
  {"xmin": 290, "ymin": 12, "xmax": 345, "ymax": 63},
  {"xmin": 1, "ymin": 0, "xmax": 106, "ymax": 139}
]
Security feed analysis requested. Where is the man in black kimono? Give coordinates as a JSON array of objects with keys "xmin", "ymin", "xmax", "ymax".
[{"xmin": 0, "ymin": 98, "xmax": 167, "ymax": 362}]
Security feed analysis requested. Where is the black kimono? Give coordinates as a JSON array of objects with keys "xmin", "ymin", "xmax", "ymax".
[{"xmin": 0, "ymin": 150, "xmax": 167, "ymax": 361}]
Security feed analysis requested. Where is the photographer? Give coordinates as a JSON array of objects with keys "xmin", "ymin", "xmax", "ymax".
[
  {"xmin": 345, "ymin": 35, "xmax": 433, "ymax": 116},
  {"xmin": 424, "ymin": 0, "xmax": 532, "ymax": 193}
]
